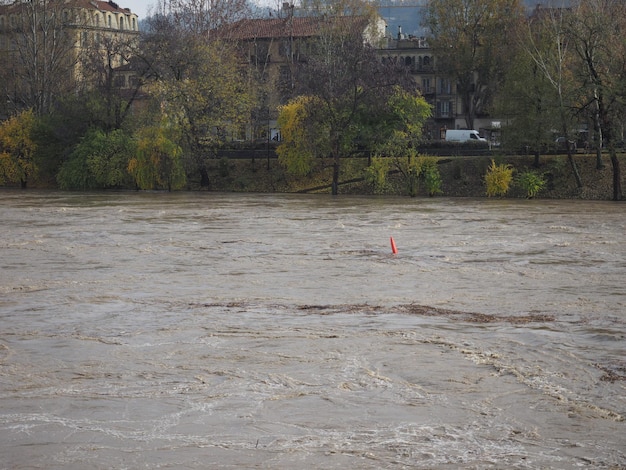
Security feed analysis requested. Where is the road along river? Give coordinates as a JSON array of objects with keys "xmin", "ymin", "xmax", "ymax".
[{"xmin": 0, "ymin": 191, "xmax": 624, "ymax": 469}]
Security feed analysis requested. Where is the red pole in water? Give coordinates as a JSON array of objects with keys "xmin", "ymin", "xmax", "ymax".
[{"xmin": 390, "ymin": 236, "xmax": 398, "ymax": 254}]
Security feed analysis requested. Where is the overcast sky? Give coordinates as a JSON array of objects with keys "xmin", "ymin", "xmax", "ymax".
[{"xmin": 117, "ymin": 0, "xmax": 270, "ymax": 20}]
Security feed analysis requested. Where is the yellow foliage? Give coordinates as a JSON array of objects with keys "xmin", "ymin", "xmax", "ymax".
[
  {"xmin": 485, "ymin": 159, "xmax": 514, "ymax": 197},
  {"xmin": 276, "ymin": 96, "xmax": 325, "ymax": 176},
  {"xmin": 0, "ymin": 109, "xmax": 37, "ymax": 186}
]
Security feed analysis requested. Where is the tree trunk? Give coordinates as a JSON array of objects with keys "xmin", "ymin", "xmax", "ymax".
[
  {"xmin": 200, "ymin": 167, "xmax": 210, "ymax": 189},
  {"xmin": 567, "ymin": 151, "xmax": 583, "ymax": 189},
  {"xmin": 331, "ymin": 156, "xmax": 339, "ymax": 195},
  {"xmin": 610, "ymin": 150, "xmax": 622, "ymax": 201}
]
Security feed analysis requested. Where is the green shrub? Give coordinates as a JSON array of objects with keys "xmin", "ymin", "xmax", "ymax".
[
  {"xmin": 419, "ymin": 156, "xmax": 442, "ymax": 197},
  {"xmin": 484, "ymin": 159, "xmax": 514, "ymax": 197},
  {"xmin": 517, "ymin": 171, "xmax": 546, "ymax": 198},
  {"xmin": 364, "ymin": 156, "xmax": 390, "ymax": 194}
]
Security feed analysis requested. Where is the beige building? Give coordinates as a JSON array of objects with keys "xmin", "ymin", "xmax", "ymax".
[
  {"xmin": 219, "ymin": 9, "xmax": 386, "ymax": 141},
  {"xmin": 0, "ymin": 0, "xmax": 139, "ymax": 115},
  {"xmin": 379, "ymin": 34, "xmax": 456, "ymax": 140}
]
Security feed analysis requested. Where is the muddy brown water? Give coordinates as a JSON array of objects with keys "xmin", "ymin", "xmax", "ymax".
[{"xmin": 1, "ymin": 191, "xmax": 624, "ymax": 468}]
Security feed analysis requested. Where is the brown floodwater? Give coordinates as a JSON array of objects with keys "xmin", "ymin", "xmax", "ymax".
[{"xmin": 0, "ymin": 191, "xmax": 624, "ymax": 468}]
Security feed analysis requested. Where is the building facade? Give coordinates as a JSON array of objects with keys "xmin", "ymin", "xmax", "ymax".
[{"xmin": 0, "ymin": 0, "xmax": 139, "ymax": 116}]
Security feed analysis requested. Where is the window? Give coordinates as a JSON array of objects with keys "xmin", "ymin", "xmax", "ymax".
[
  {"xmin": 437, "ymin": 101, "xmax": 451, "ymax": 118},
  {"xmin": 422, "ymin": 78, "xmax": 431, "ymax": 93},
  {"xmin": 108, "ymin": 15, "xmax": 112, "ymax": 27},
  {"xmin": 119, "ymin": 16, "xmax": 124, "ymax": 30},
  {"xmin": 438, "ymin": 78, "xmax": 451, "ymax": 94}
]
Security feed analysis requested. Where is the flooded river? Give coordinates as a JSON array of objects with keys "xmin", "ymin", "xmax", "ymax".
[{"xmin": 0, "ymin": 191, "xmax": 624, "ymax": 469}]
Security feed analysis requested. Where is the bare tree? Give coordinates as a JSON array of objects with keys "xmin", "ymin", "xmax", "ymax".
[
  {"xmin": 568, "ymin": 0, "xmax": 625, "ymax": 199},
  {"xmin": 2, "ymin": 0, "xmax": 79, "ymax": 115},
  {"xmin": 78, "ymin": 32, "xmax": 145, "ymax": 130},
  {"xmin": 522, "ymin": 4, "xmax": 582, "ymax": 188}
]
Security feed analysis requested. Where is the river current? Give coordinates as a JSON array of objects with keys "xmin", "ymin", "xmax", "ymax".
[{"xmin": 0, "ymin": 191, "xmax": 624, "ymax": 469}]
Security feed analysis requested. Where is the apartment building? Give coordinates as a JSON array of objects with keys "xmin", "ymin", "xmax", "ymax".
[{"xmin": 0, "ymin": 0, "xmax": 139, "ymax": 115}]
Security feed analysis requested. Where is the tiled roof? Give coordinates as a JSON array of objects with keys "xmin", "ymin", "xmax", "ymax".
[{"xmin": 218, "ymin": 15, "xmax": 369, "ymax": 41}]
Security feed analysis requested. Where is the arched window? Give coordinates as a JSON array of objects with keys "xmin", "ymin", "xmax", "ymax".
[
  {"xmin": 119, "ymin": 16, "xmax": 124, "ymax": 29},
  {"xmin": 108, "ymin": 15, "xmax": 112, "ymax": 27},
  {"xmin": 423, "ymin": 56, "xmax": 431, "ymax": 67},
  {"xmin": 132, "ymin": 18, "xmax": 136, "ymax": 30}
]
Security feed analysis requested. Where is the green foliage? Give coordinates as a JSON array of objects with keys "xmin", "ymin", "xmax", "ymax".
[
  {"xmin": 129, "ymin": 125, "xmax": 186, "ymax": 191},
  {"xmin": 403, "ymin": 156, "xmax": 442, "ymax": 197},
  {"xmin": 57, "ymin": 129, "xmax": 135, "ymax": 190},
  {"xmin": 276, "ymin": 96, "xmax": 328, "ymax": 176},
  {"xmin": 419, "ymin": 157, "xmax": 443, "ymax": 197},
  {"xmin": 516, "ymin": 170, "xmax": 546, "ymax": 199},
  {"xmin": 386, "ymin": 87, "xmax": 432, "ymax": 146},
  {"xmin": 150, "ymin": 40, "xmax": 256, "ymax": 183},
  {"xmin": 484, "ymin": 159, "xmax": 514, "ymax": 197},
  {"xmin": 363, "ymin": 156, "xmax": 390, "ymax": 194},
  {"xmin": 0, "ymin": 109, "xmax": 38, "ymax": 188}
]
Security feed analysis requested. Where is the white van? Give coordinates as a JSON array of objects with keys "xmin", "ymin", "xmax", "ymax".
[{"xmin": 445, "ymin": 129, "xmax": 486, "ymax": 143}]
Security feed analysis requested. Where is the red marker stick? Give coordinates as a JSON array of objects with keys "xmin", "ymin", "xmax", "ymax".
[{"xmin": 390, "ymin": 236, "xmax": 398, "ymax": 254}]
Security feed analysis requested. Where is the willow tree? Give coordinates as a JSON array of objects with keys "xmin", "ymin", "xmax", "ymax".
[
  {"xmin": 423, "ymin": 0, "xmax": 525, "ymax": 130},
  {"xmin": 128, "ymin": 125, "xmax": 185, "ymax": 191}
]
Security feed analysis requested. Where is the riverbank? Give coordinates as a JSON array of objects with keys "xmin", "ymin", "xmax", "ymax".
[{"xmin": 205, "ymin": 153, "xmax": 625, "ymax": 200}]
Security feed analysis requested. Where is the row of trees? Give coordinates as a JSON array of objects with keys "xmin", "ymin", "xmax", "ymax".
[
  {"xmin": 425, "ymin": 0, "xmax": 626, "ymax": 199},
  {"xmin": 1, "ymin": 0, "xmax": 625, "ymax": 198}
]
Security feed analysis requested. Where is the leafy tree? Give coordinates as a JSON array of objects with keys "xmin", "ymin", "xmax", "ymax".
[
  {"xmin": 276, "ymin": 95, "xmax": 328, "ymax": 176},
  {"xmin": 141, "ymin": 0, "xmax": 255, "ymax": 188},
  {"xmin": 56, "ymin": 128, "xmax": 135, "ymax": 190},
  {"xmin": 284, "ymin": 0, "xmax": 417, "ymax": 194},
  {"xmin": 424, "ymin": 0, "xmax": 525, "ymax": 130},
  {"xmin": 128, "ymin": 125, "xmax": 185, "ymax": 191},
  {"xmin": 0, "ymin": 109, "xmax": 38, "ymax": 188}
]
